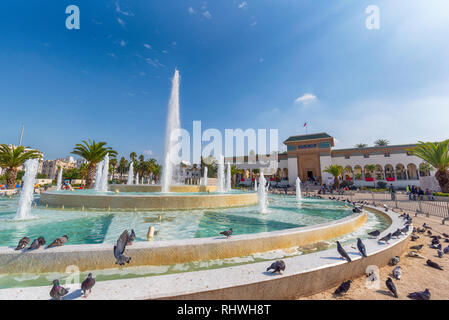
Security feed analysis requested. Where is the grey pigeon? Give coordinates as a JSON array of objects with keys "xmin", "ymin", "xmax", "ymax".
[
  {"xmin": 266, "ymin": 260, "xmax": 285, "ymax": 274},
  {"xmin": 28, "ymin": 237, "xmax": 46, "ymax": 250},
  {"xmin": 408, "ymin": 288, "xmax": 431, "ymax": 300},
  {"xmin": 220, "ymin": 228, "xmax": 233, "ymax": 239},
  {"xmin": 81, "ymin": 273, "xmax": 95, "ymax": 298},
  {"xmin": 393, "ymin": 266, "xmax": 402, "ymax": 280},
  {"xmin": 114, "ymin": 230, "xmax": 131, "ymax": 266},
  {"xmin": 392, "ymin": 229, "xmax": 402, "ymax": 238},
  {"xmin": 443, "ymin": 246, "xmax": 449, "ymax": 254},
  {"xmin": 401, "ymin": 225, "xmax": 409, "ymax": 234},
  {"xmin": 49, "ymin": 279, "xmax": 69, "ymax": 300},
  {"xmin": 368, "ymin": 230, "xmax": 380, "ymax": 238},
  {"xmin": 127, "ymin": 229, "xmax": 136, "ymax": 245},
  {"xmin": 410, "ymin": 244, "xmax": 423, "ymax": 251},
  {"xmin": 386, "ymin": 277, "xmax": 398, "ymax": 298},
  {"xmin": 426, "ymin": 259, "xmax": 443, "ymax": 270},
  {"xmin": 437, "ymin": 249, "xmax": 443, "ymax": 258},
  {"xmin": 15, "ymin": 237, "xmax": 30, "ymax": 250},
  {"xmin": 357, "ymin": 238, "xmax": 367, "ymax": 257},
  {"xmin": 411, "ymin": 235, "xmax": 419, "ymax": 241},
  {"xmin": 390, "ymin": 256, "xmax": 400, "ymax": 266},
  {"xmin": 334, "ymin": 280, "xmax": 351, "ymax": 295},
  {"xmin": 352, "ymin": 207, "xmax": 362, "ymax": 213},
  {"xmin": 378, "ymin": 233, "xmax": 392, "ymax": 244},
  {"xmin": 443, "ymin": 233, "xmax": 449, "ymax": 238},
  {"xmin": 47, "ymin": 235, "xmax": 68, "ymax": 248},
  {"xmin": 336, "ymin": 241, "xmax": 351, "ymax": 262}
]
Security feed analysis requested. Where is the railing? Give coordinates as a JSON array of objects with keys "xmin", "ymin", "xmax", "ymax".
[{"xmin": 346, "ymin": 192, "xmax": 449, "ymax": 224}]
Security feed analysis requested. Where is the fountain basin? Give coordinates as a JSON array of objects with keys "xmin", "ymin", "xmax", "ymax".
[
  {"xmin": 40, "ymin": 190, "xmax": 256, "ymax": 210},
  {"xmin": 0, "ymin": 210, "xmax": 367, "ymax": 274},
  {"xmin": 110, "ymin": 185, "xmax": 217, "ymax": 193}
]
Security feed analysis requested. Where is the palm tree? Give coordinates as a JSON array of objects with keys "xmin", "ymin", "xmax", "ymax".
[
  {"xmin": 374, "ymin": 139, "xmax": 390, "ymax": 147},
  {"xmin": 71, "ymin": 140, "xmax": 117, "ymax": 188},
  {"xmin": 117, "ymin": 157, "xmax": 129, "ymax": 182},
  {"xmin": 0, "ymin": 144, "xmax": 42, "ymax": 189},
  {"xmin": 408, "ymin": 140, "xmax": 449, "ymax": 193},
  {"xmin": 129, "ymin": 152, "xmax": 137, "ymax": 162},
  {"xmin": 109, "ymin": 157, "xmax": 118, "ymax": 181},
  {"xmin": 323, "ymin": 164, "xmax": 344, "ymax": 189},
  {"xmin": 355, "ymin": 143, "xmax": 368, "ymax": 148}
]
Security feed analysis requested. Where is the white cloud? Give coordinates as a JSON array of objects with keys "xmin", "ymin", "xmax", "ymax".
[
  {"xmin": 294, "ymin": 93, "xmax": 317, "ymax": 104},
  {"xmin": 143, "ymin": 150, "xmax": 153, "ymax": 156},
  {"xmin": 202, "ymin": 10, "xmax": 212, "ymax": 19},
  {"xmin": 172, "ymin": 41, "xmax": 177, "ymax": 46},
  {"xmin": 107, "ymin": 53, "xmax": 118, "ymax": 59},
  {"xmin": 115, "ymin": 1, "xmax": 134, "ymax": 16},
  {"xmin": 162, "ymin": 50, "xmax": 168, "ymax": 54},
  {"xmin": 188, "ymin": 7, "xmax": 195, "ymax": 14},
  {"xmin": 117, "ymin": 18, "xmax": 126, "ymax": 28},
  {"xmin": 139, "ymin": 72, "xmax": 146, "ymax": 76},
  {"xmin": 119, "ymin": 39, "xmax": 126, "ymax": 47},
  {"xmin": 238, "ymin": 1, "xmax": 248, "ymax": 9},
  {"xmin": 143, "ymin": 43, "xmax": 151, "ymax": 49},
  {"xmin": 146, "ymin": 58, "xmax": 164, "ymax": 68},
  {"xmin": 250, "ymin": 21, "xmax": 257, "ymax": 27}
]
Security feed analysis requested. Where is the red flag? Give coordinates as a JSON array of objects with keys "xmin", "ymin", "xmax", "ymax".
[{"xmin": 303, "ymin": 122, "xmax": 307, "ymax": 127}]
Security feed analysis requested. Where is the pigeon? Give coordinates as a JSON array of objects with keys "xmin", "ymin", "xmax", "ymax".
[
  {"xmin": 411, "ymin": 235, "xmax": 419, "ymax": 241},
  {"xmin": 15, "ymin": 237, "xmax": 30, "ymax": 250},
  {"xmin": 416, "ymin": 228, "xmax": 425, "ymax": 234},
  {"xmin": 445, "ymin": 239, "xmax": 449, "ymax": 243},
  {"xmin": 368, "ymin": 230, "xmax": 380, "ymax": 238},
  {"xmin": 378, "ymin": 233, "xmax": 392, "ymax": 244},
  {"xmin": 220, "ymin": 228, "xmax": 233, "ymax": 239},
  {"xmin": 427, "ymin": 230, "xmax": 432, "ymax": 236},
  {"xmin": 431, "ymin": 238, "xmax": 440, "ymax": 245},
  {"xmin": 336, "ymin": 241, "xmax": 352, "ymax": 262},
  {"xmin": 408, "ymin": 251, "xmax": 426, "ymax": 259},
  {"xmin": 266, "ymin": 260, "xmax": 286, "ymax": 274},
  {"xmin": 81, "ymin": 273, "xmax": 95, "ymax": 298},
  {"xmin": 407, "ymin": 288, "xmax": 431, "ymax": 300},
  {"xmin": 383, "ymin": 204, "xmax": 389, "ymax": 212},
  {"xmin": 28, "ymin": 237, "xmax": 46, "ymax": 250},
  {"xmin": 393, "ymin": 266, "xmax": 402, "ymax": 280},
  {"xmin": 437, "ymin": 249, "xmax": 443, "ymax": 258},
  {"xmin": 423, "ymin": 223, "xmax": 431, "ymax": 230},
  {"xmin": 127, "ymin": 230, "xmax": 136, "ymax": 245},
  {"xmin": 47, "ymin": 235, "xmax": 68, "ymax": 248},
  {"xmin": 386, "ymin": 277, "xmax": 398, "ymax": 298},
  {"xmin": 113, "ymin": 230, "xmax": 131, "ymax": 266},
  {"xmin": 352, "ymin": 207, "xmax": 362, "ymax": 213},
  {"xmin": 426, "ymin": 259, "xmax": 443, "ymax": 270},
  {"xmin": 430, "ymin": 244, "xmax": 441, "ymax": 250},
  {"xmin": 410, "ymin": 244, "xmax": 423, "ymax": 251},
  {"xmin": 392, "ymin": 229, "xmax": 402, "ymax": 238},
  {"xmin": 49, "ymin": 279, "xmax": 69, "ymax": 300},
  {"xmin": 401, "ymin": 225, "xmax": 410, "ymax": 234},
  {"xmin": 444, "ymin": 246, "xmax": 449, "ymax": 254},
  {"xmin": 443, "ymin": 233, "xmax": 449, "ymax": 238},
  {"xmin": 334, "ymin": 280, "xmax": 351, "ymax": 295},
  {"xmin": 390, "ymin": 256, "xmax": 400, "ymax": 266},
  {"xmin": 357, "ymin": 238, "xmax": 367, "ymax": 257}
]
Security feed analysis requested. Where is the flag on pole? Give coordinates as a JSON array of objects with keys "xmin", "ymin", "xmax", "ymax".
[{"xmin": 303, "ymin": 122, "xmax": 307, "ymax": 127}]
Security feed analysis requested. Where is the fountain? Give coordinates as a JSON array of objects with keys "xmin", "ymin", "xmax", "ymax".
[
  {"xmin": 203, "ymin": 167, "xmax": 208, "ymax": 186},
  {"xmin": 226, "ymin": 163, "xmax": 231, "ymax": 192},
  {"xmin": 258, "ymin": 171, "xmax": 267, "ymax": 213},
  {"xmin": 93, "ymin": 161, "xmax": 104, "ymax": 191},
  {"xmin": 14, "ymin": 159, "xmax": 39, "ymax": 220},
  {"xmin": 161, "ymin": 69, "xmax": 181, "ymax": 193},
  {"xmin": 127, "ymin": 162, "xmax": 134, "ymax": 185},
  {"xmin": 56, "ymin": 168, "xmax": 63, "ymax": 191},
  {"xmin": 136, "ymin": 173, "xmax": 140, "ymax": 185},
  {"xmin": 254, "ymin": 179, "xmax": 258, "ymax": 191},
  {"xmin": 217, "ymin": 155, "xmax": 224, "ymax": 192},
  {"xmin": 296, "ymin": 177, "xmax": 302, "ymax": 202},
  {"xmin": 99, "ymin": 154, "xmax": 109, "ymax": 192}
]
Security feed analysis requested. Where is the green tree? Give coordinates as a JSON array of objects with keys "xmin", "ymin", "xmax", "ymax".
[
  {"xmin": 408, "ymin": 140, "xmax": 449, "ymax": 193},
  {"xmin": 355, "ymin": 143, "xmax": 367, "ymax": 148},
  {"xmin": 116, "ymin": 157, "xmax": 129, "ymax": 182},
  {"xmin": 0, "ymin": 144, "xmax": 42, "ymax": 189},
  {"xmin": 71, "ymin": 140, "xmax": 117, "ymax": 188},
  {"xmin": 323, "ymin": 164, "xmax": 344, "ymax": 189},
  {"xmin": 129, "ymin": 152, "xmax": 137, "ymax": 162},
  {"xmin": 365, "ymin": 164, "xmax": 378, "ymax": 188},
  {"xmin": 374, "ymin": 139, "xmax": 390, "ymax": 147}
]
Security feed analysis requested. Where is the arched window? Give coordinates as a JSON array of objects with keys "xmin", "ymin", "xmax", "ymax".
[
  {"xmin": 344, "ymin": 166, "xmax": 353, "ymax": 180},
  {"xmin": 283, "ymin": 168, "xmax": 288, "ymax": 179},
  {"xmin": 354, "ymin": 165, "xmax": 362, "ymax": 180},
  {"xmin": 407, "ymin": 163, "xmax": 418, "ymax": 180},
  {"xmin": 384, "ymin": 164, "xmax": 394, "ymax": 179},
  {"xmin": 396, "ymin": 164, "xmax": 406, "ymax": 180}
]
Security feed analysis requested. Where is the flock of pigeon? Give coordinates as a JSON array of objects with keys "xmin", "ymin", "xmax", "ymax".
[{"xmin": 18, "ymin": 198, "xmax": 448, "ymax": 300}]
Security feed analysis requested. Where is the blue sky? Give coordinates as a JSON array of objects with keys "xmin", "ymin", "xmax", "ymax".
[{"xmin": 1, "ymin": 0, "xmax": 449, "ymax": 161}]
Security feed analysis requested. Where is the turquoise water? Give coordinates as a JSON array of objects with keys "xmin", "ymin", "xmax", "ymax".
[{"xmin": 0, "ymin": 194, "xmax": 352, "ymax": 247}]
